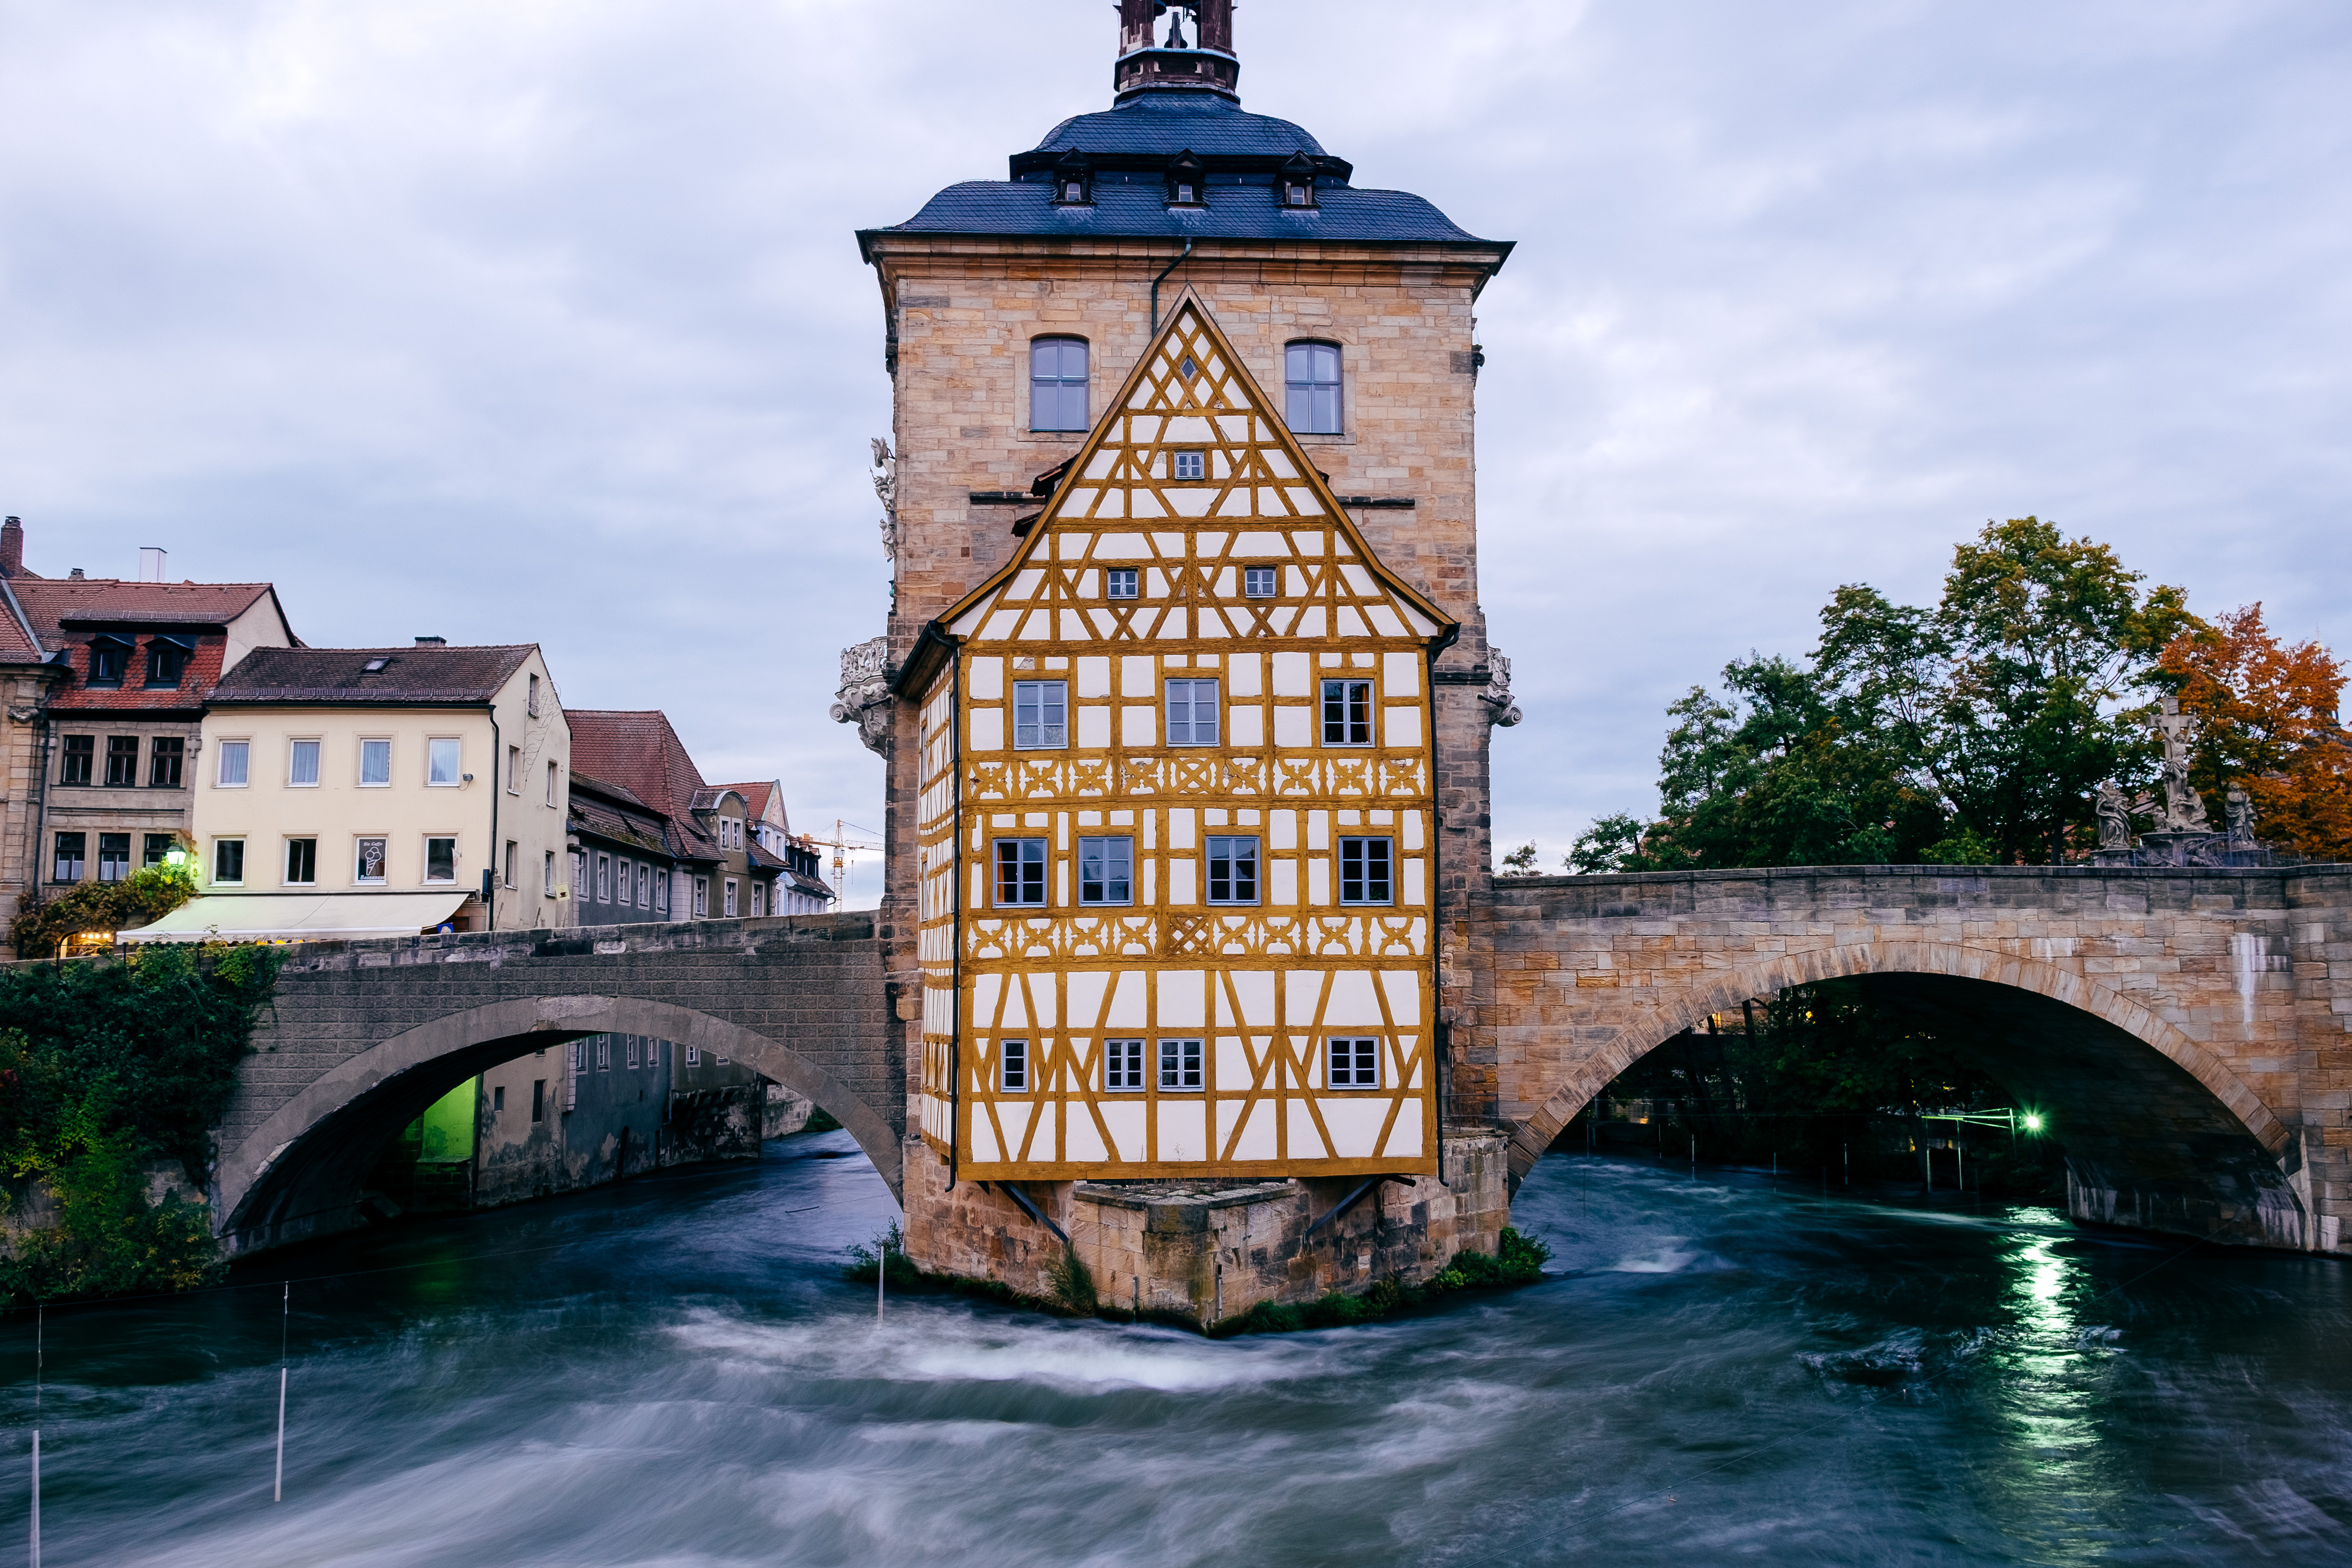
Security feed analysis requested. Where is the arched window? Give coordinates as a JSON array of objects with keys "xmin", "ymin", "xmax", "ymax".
[
  {"xmin": 1031, "ymin": 337, "xmax": 1090, "ymax": 432},
  {"xmin": 1285, "ymin": 341, "xmax": 1343, "ymax": 434}
]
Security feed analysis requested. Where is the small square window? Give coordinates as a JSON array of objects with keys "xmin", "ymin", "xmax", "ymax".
[
  {"xmin": 428, "ymin": 738, "xmax": 462, "ymax": 785},
  {"xmin": 285, "ymin": 837, "xmax": 318, "ymax": 885},
  {"xmin": 425, "ymin": 837, "xmax": 457, "ymax": 882},
  {"xmin": 356, "ymin": 837, "xmax": 387, "ymax": 883},
  {"xmin": 1078, "ymin": 837, "xmax": 1131, "ymax": 905},
  {"xmin": 142, "ymin": 833, "xmax": 177, "ymax": 867},
  {"xmin": 686, "ymin": 1044, "xmax": 700, "ymax": 1066},
  {"xmin": 1339, "ymin": 837, "xmax": 1394, "ymax": 905},
  {"xmin": 1172, "ymin": 450, "xmax": 1205, "ymax": 480},
  {"xmin": 359, "ymin": 738, "xmax": 392, "ymax": 786},
  {"xmin": 212, "ymin": 838, "xmax": 245, "ymax": 884},
  {"xmin": 88, "ymin": 640, "xmax": 129, "ymax": 687},
  {"xmin": 143, "ymin": 640, "xmax": 189, "ymax": 688},
  {"xmin": 1013, "ymin": 681, "xmax": 1067, "ymax": 750},
  {"xmin": 1158, "ymin": 1038, "xmax": 1203, "ymax": 1091},
  {"xmin": 1165, "ymin": 678, "xmax": 1220, "ymax": 745},
  {"xmin": 1000, "ymin": 1038, "xmax": 1029, "ymax": 1093},
  {"xmin": 288, "ymin": 740, "xmax": 321, "ymax": 787},
  {"xmin": 1104, "ymin": 1038, "xmax": 1145, "ymax": 1091},
  {"xmin": 1321, "ymin": 679, "xmax": 1374, "ymax": 746},
  {"xmin": 1328, "ymin": 1037, "xmax": 1379, "ymax": 1088},
  {"xmin": 1243, "ymin": 567, "xmax": 1278, "ymax": 599},
  {"xmin": 1206, "ymin": 836, "xmax": 1258, "ymax": 904},
  {"xmin": 215, "ymin": 740, "xmax": 249, "ymax": 787},
  {"xmin": 994, "ymin": 838, "xmax": 1047, "ymax": 906},
  {"xmin": 1105, "ymin": 568, "xmax": 1139, "ymax": 600}
]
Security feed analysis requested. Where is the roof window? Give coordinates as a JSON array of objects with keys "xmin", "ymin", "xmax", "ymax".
[
  {"xmin": 1053, "ymin": 150, "xmax": 1093, "ymax": 207},
  {"xmin": 87, "ymin": 635, "xmax": 131, "ymax": 688},
  {"xmin": 1280, "ymin": 151, "xmax": 1319, "ymax": 209},
  {"xmin": 362, "ymin": 657, "xmax": 390, "ymax": 673},
  {"xmin": 1165, "ymin": 150, "xmax": 1205, "ymax": 208}
]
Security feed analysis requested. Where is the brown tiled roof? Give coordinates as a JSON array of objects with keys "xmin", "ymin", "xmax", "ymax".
[
  {"xmin": 211, "ymin": 645, "xmax": 534, "ymax": 705},
  {"xmin": 689, "ymin": 785, "xmax": 744, "ymax": 814},
  {"xmin": 46, "ymin": 638, "xmax": 229, "ymax": 713},
  {"xmin": 0, "ymin": 581, "xmax": 44, "ymax": 662},
  {"xmin": 568, "ymin": 710, "xmax": 707, "ymax": 823},
  {"xmin": 14, "ymin": 579, "xmax": 290, "ymax": 639},
  {"xmin": 716, "ymin": 780, "xmax": 783, "ymax": 825},
  {"xmin": 568, "ymin": 771, "xmax": 677, "ymax": 858}
]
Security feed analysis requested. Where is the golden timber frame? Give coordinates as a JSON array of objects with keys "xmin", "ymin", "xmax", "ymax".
[{"xmin": 898, "ymin": 296, "xmax": 1457, "ymax": 1183}]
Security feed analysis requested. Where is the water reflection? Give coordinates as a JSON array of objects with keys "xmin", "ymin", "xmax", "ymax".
[{"xmin": 2, "ymin": 1139, "xmax": 2348, "ymax": 1566}]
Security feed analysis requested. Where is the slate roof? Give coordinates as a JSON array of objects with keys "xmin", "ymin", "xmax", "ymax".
[
  {"xmin": 876, "ymin": 181, "xmax": 1487, "ymax": 248},
  {"xmin": 1030, "ymin": 95, "xmax": 1329, "ymax": 161},
  {"xmin": 211, "ymin": 645, "xmax": 534, "ymax": 705}
]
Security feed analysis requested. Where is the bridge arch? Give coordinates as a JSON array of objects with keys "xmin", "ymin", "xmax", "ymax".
[
  {"xmin": 219, "ymin": 994, "xmax": 903, "ymax": 1253},
  {"xmin": 1505, "ymin": 938, "xmax": 2305, "ymax": 1249}
]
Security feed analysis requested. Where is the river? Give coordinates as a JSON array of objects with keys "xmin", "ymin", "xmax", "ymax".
[{"xmin": 6, "ymin": 1130, "xmax": 2350, "ymax": 1566}]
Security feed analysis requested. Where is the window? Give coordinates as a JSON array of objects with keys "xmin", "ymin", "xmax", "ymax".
[
  {"xmin": 1078, "ymin": 837, "xmax": 1132, "ymax": 905},
  {"xmin": 597, "ymin": 1038, "xmax": 610, "ymax": 1071},
  {"xmin": 288, "ymin": 739, "xmax": 321, "ymax": 787},
  {"xmin": 359, "ymin": 739, "xmax": 391, "ymax": 786},
  {"xmin": 636, "ymin": 864, "xmax": 650, "ymax": 907},
  {"xmin": 148, "ymin": 737, "xmax": 183, "ymax": 788},
  {"xmin": 994, "ymin": 839, "xmax": 1047, "ymax": 906},
  {"xmin": 143, "ymin": 834, "xmax": 176, "ymax": 867},
  {"xmin": 694, "ymin": 878, "xmax": 709, "ymax": 917},
  {"xmin": 751, "ymin": 882, "xmax": 765, "ymax": 917},
  {"xmin": 531, "ymin": 1080, "xmax": 544, "ymax": 1122},
  {"xmin": 546, "ymin": 761, "xmax": 559, "ymax": 807},
  {"xmin": 723, "ymin": 879, "xmax": 739, "ymax": 918},
  {"xmin": 1000, "ymin": 1038, "xmax": 1029, "ymax": 1092},
  {"xmin": 1030, "ymin": 337, "xmax": 1089, "ymax": 432},
  {"xmin": 427, "ymin": 738, "xmax": 462, "ymax": 785},
  {"xmin": 95, "ymin": 833, "xmax": 130, "ymax": 881},
  {"xmin": 1244, "ymin": 566, "xmax": 1278, "ymax": 598},
  {"xmin": 1173, "ymin": 450, "xmax": 1207, "ymax": 481},
  {"xmin": 143, "ymin": 639, "xmax": 189, "ymax": 688},
  {"xmin": 425, "ymin": 837, "xmax": 457, "ymax": 882},
  {"xmin": 627, "ymin": 1038, "xmax": 640, "ymax": 1068},
  {"xmin": 285, "ymin": 838, "xmax": 317, "ymax": 885},
  {"xmin": 1206, "ymin": 837, "xmax": 1259, "ymax": 904},
  {"xmin": 1105, "ymin": 1038, "xmax": 1144, "ymax": 1091},
  {"xmin": 356, "ymin": 837, "xmax": 387, "ymax": 882},
  {"xmin": 527, "ymin": 672, "xmax": 541, "ymax": 717},
  {"xmin": 503, "ymin": 840, "xmax": 517, "ymax": 890},
  {"xmin": 493, "ymin": 1085, "xmax": 505, "ymax": 1113},
  {"xmin": 569, "ymin": 1041, "xmax": 584, "ymax": 1072},
  {"xmin": 52, "ymin": 833, "xmax": 86, "ymax": 881},
  {"xmin": 1286, "ymin": 342, "xmax": 1344, "ymax": 434},
  {"xmin": 506, "ymin": 745, "xmax": 521, "ymax": 794},
  {"xmin": 1165, "ymin": 678, "xmax": 1219, "ymax": 745},
  {"xmin": 216, "ymin": 740, "xmax": 249, "ymax": 787},
  {"xmin": 1013, "ymin": 680, "xmax": 1067, "ymax": 749},
  {"xmin": 1329, "ymin": 1037, "xmax": 1379, "ymax": 1089},
  {"xmin": 1105, "ymin": 567, "xmax": 1139, "ymax": 600},
  {"xmin": 88, "ymin": 638, "xmax": 129, "ymax": 687},
  {"xmin": 1322, "ymin": 679, "xmax": 1374, "ymax": 745},
  {"xmin": 686, "ymin": 1044, "xmax": 700, "ymax": 1066},
  {"xmin": 1158, "ymin": 1038, "xmax": 1203, "ymax": 1091},
  {"xmin": 1339, "ymin": 837, "xmax": 1394, "ymax": 905},
  {"xmin": 212, "ymin": 838, "xmax": 244, "ymax": 885},
  {"xmin": 597, "ymin": 855, "xmax": 612, "ymax": 901},
  {"xmin": 1172, "ymin": 179, "xmax": 1197, "ymax": 204},
  {"xmin": 105, "ymin": 735, "xmax": 139, "ymax": 787},
  {"xmin": 656, "ymin": 871, "xmax": 669, "ymax": 913},
  {"xmin": 60, "ymin": 734, "xmax": 94, "ymax": 785},
  {"xmin": 543, "ymin": 850, "xmax": 556, "ymax": 895}
]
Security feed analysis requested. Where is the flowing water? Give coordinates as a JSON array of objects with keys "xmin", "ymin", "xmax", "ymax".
[{"xmin": 6, "ymin": 1131, "xmax": 2351, "ymax": 1566}]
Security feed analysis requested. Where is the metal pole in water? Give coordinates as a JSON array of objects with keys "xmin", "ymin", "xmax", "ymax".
[
  {"xmin": 30, "ymin": 1303, "xmax": 40, "ymax": 1568},
  {"xmin": 1689, "ymin": 1134, "xmax": 1696, "ymax": 1175},
  {"xmin": 1843, "ymin": 1142, "xmax": 1850, "ymax": 1186},
  {"xmin": 877, "ymin": 1238, "xmax": 887, "ymax": 1324},
  {"xmin": 274, "ymin": 1282, "xmax": 289, "ymax": 1503}
]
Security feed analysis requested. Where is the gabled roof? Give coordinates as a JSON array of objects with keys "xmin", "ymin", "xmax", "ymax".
[
  {"xmin": 15, "ymin": 579, "xmax": 292, "ymax": 639},
  {"xmin": 689, "ymin": 786, "xmax": 745, "ymax": 814},
  {"xmin": 0, "ymin": 580, "xmax": 44, "ymax": 663},
  {"xmin": 46, "ymin": 639, "xmax": 233, "ymax": 713},
  {"xmin": 714, "ymin": 780, "xmax": 787, "ymax": 831},
  {"xmin": 908, "ymin": 292, "xmax": 1456, "ymax": 690},
  {"xmin": 210, "ymin": 645, "xmax": 534, "ymax": 705},
  {"xmin": 569, "ymin": 710, "xmax": 707, "ymax": 824},
  {"xmin": 567, "ymin": 771, "xmax": 677, "ymax": 860}
]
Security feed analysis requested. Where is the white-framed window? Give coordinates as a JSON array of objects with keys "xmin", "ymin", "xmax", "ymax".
[
  {"xmin": 1030, "ymin": 337, "xmax": 1088, "ymax": 432},
  {"xmin": 427, "ymin": 737, "xmax": 462, "ymax": 786},
  {"xmin": 1157, "ymin": 1038, "xmax": 1203, "ymax": 1091},
  {"xmin": 546, "ymin": 760, "xmax": 559, "ymax": 807},
  {"xmin": 212, "ymin": 838, "xmax": 245, "ymax": 885},
  {"xmin": 993, "ymin": 838, "xmax": 1048, "ymax": 906},
  {"xmin": 724, "ymin": 878, "xmax": 738, "ymax": 917},
  {"xmin": 596, "ymin": 1037, "xmax": 610, "ymax": 1071},
  {"xmin": 1104, "ymin": 1038, "xmax": 1144, "ymax": 1091},
  {"xmin": 507, "ymin": 745, "xmax": 521, "ymax": 794},
  {"xmin": 627, "ymin": 1037, "xmax": 640, "ymax": 1068},
  {"xmin": 359, "ymin": 738, "xmax": 392, "ymax": 787},
  {"xmin": 1078, "ymin": 837, "xmax": 1131, "ymax": 905},
  {"xmin": 1338, "ymin": 837, "xmax": 1393, "ymax": 905},
  {"xmin": 215, "ymin": 739, "xmax": 250, "ymax": 787},
  {"xmin": 1172, "ymin": 450, "xmax": 1205, "ymax": 480},
  {"xmin": 656, "ymin": 871, "xmax": 670, "ymax": 913},
  {"xmin": 503, "ymin": 839, "xmax": 518, "ymax": 890},
  {"xmin": 287, "ymin": 738, "xmax": 321, "ymax": 787},
  {"xmin": 751, "ymin": 882, "xmax": 765, "ymax": 917},
  {"xmin": 543, "ymin": 850, "xmax": 556, "ymax": 895},
  {"xmin": 1105, "ymin": 567, "xmax": 1139, "ymax": 600},
  {"xmin": 1285, "ymin": 341, "xmax": 1344, "ymax": 434},
  {"xmin": 1165, "ymin": 678, "xmax": 1219, "ymax": 745},
  {"xmin": 424, "ymin": 836, "xmax": 457, "ymax": 883},
  {"xmin": 694, "ymin": 878, "xmax": 708, "ymax": 917},
  {"xmin": 1328, "ymin": 1037, "xmax": 1379, "ymax": 1089},
  {"xmin": 569, "ymin": 1039, "xmax": 585, "ymax": 1071},
  {"xmin": 597, "ymin": 855, "xmax": 612, "ymax": 901},
  {"xmin": 527, "ymin": 672, "xmax": 541, "ymax": 717},
  {"xmin": 1000, "ymin": 1038, "xmax": 1030, "ymax": 1092},
  {"xmin": 1321, "ymin": 679, "xmax": 1374, "ymax": 746},
  {"xmin": 355, "ymin": 837, "xmax": 387, "ymax": 884},
  {"xmin": 1205, "ymin": 837, "xmax": 1259, "ymax": 904},
  {"xmin": 1244, "ymin": 566, "xmax": 1278, "ymax": 599},
  {"xmin": 1013, "ymin": 681, "xmax": 1067, "ymax": 749},
  {"xmin": 284, "ymin": 837, "xmax": 318, "ymax": 885},
  {"xmin": 685, "ymin": 1044, "xmax": 700, "ymax": 1066}
]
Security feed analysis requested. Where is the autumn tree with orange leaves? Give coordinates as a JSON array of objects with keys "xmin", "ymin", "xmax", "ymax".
[{"xmin": 2159, "ymin": 604, "xmax": 2352, "ymax": 860}]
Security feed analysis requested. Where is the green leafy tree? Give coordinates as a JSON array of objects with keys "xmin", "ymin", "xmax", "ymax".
[{"xmin": 9, "ymin": 861, "xmax": 196, "ymax": 959}]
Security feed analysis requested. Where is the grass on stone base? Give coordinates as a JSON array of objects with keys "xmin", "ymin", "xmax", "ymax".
[{"xmin": 842, "ymin": 1225, "xmax": 1553, "ymax": 1336}]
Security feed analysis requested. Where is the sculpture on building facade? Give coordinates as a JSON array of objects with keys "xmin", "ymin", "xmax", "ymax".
[
  {"xmin": 870, "ymin": 438, "xmax": 898, "ymax": 563},
  {"xmin": 1480, "ymin": 649, "xmax": 1523, "ymax": 728},
  {"xmin": 829, "ymin": 636, "xmax": 894, "ymax": 755}
]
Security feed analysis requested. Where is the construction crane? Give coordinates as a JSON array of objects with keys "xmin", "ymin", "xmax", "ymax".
[{"xmin": 813, "ymin": 819, "xmax": 884, "ymax": 902}]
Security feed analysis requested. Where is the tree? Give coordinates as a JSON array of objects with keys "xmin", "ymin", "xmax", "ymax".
[
  {"xmin": 1496, "ymin": 842, "xmax": 1541, "ymax": 877},
  {"xmin": 2160, "ymin": 603, "xmax": 2352, "ymax": 860}
]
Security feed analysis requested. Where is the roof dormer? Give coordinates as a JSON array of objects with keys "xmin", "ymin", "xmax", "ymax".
[
  {"xmin": 1279, "ymin": 151, "xmax": 1319, "ymax": 209},
  {"xmin": 1051, "ymin": 149, "xmax": 1093, "ymax": 206},
  {"xmin": 1165, "ymin": 149, "xmax": 1205, "ymax": 208}
]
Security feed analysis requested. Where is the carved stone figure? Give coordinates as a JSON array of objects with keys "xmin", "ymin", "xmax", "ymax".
[
  {"xmin": 2093, "ymin": 780, "xmax": 2133, "ymax": 851},
  {"xmin": 1479, "ymin": 649, "xmax": 1522, "ymax": 728},
  {"xmin": 828, "ymin": 637, "xmax": 894, "ymax": 755},
  {"xmin": 2155, "ymin": 696, "xmax": 2210, "ymax": 832},
  {"xmin": 871, "ymin": 437, "xmax": 898, "ymax": 563},
  {"xmin": 2225, "ymin": 786, "xmax": 2256, "ymax": 845}
]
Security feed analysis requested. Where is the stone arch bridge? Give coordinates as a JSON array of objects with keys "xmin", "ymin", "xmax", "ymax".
[{"xmin": 211, "ymin": 867, "xmax": 2352, "ymax": 1258}]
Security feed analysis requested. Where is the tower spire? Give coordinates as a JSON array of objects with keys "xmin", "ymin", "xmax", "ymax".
[{"xmin": 1114, "ymin": 1, "xmax": 1238, "ymax": 103}]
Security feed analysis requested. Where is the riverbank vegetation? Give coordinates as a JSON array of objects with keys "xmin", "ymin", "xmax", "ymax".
[{"xmin": 0, "ymin": 943, "xmax": 281, "ymax": 1305}]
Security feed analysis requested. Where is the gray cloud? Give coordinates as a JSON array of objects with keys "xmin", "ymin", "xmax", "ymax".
[{"xmin": 2, "ymin": 1, "xmax": 2344, "ymax": 892}]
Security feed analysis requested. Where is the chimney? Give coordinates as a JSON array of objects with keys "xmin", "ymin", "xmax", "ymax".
[
  {"xmin": 0, "ymin": 517, "xmax": 21, "ymax": 578},
  {"xmin": 69, "ymin": 567, "xmax": 85, "ymax": 580},
  {"xmin": 138, "ymin": 546, "xmax": 167, "ymax": 583},
  {"xmin": 415, "ymin": 636, "xmax": 447, "ymax": 646}
]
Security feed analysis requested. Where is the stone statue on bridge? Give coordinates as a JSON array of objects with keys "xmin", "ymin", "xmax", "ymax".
[
  {"xmin": 2156, "ymin": 696, "xmax": 2211, "ymax": 833},
  {"xmin": 2094, "ymin": 780, "xmax": 2135, "ymax": 851}
]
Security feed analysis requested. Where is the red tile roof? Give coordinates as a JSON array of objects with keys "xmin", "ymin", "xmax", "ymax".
[
  {"xmin": 713, "ymin": 780, "xmax": 788, "ymax": 830},
  {"xmin": 46, "ymin": 638, "xmax": 230, "ymax": 713},
  {"xmin": 0, "ymin": 581, "xmax": 43, "ymax": 661},
  {"xmin": 567, "ymin": 710, "xmax": 709, "ymax": 824},
  {"xmin": 211, "ymin": 645, "xmax": 534, "ymax": 704},
  {"xmin": 13, "ymin": 579, "xmax": 292, "ymax": 640}
]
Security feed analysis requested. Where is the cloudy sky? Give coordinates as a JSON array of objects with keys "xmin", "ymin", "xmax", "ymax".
[{"xmin": 4, "ymin": 1, "xmax": 2346, "ymax": 900}]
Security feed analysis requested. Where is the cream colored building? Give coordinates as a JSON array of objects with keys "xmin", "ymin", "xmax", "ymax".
[{"xmin": 132, "ymin": 640, "xmax": 573, "ymax": 941}]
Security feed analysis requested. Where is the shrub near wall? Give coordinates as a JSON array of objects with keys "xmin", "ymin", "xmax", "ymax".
[{"xmin": 0, "ymin": 943, "xmax": 280, "ymax": 1303}]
